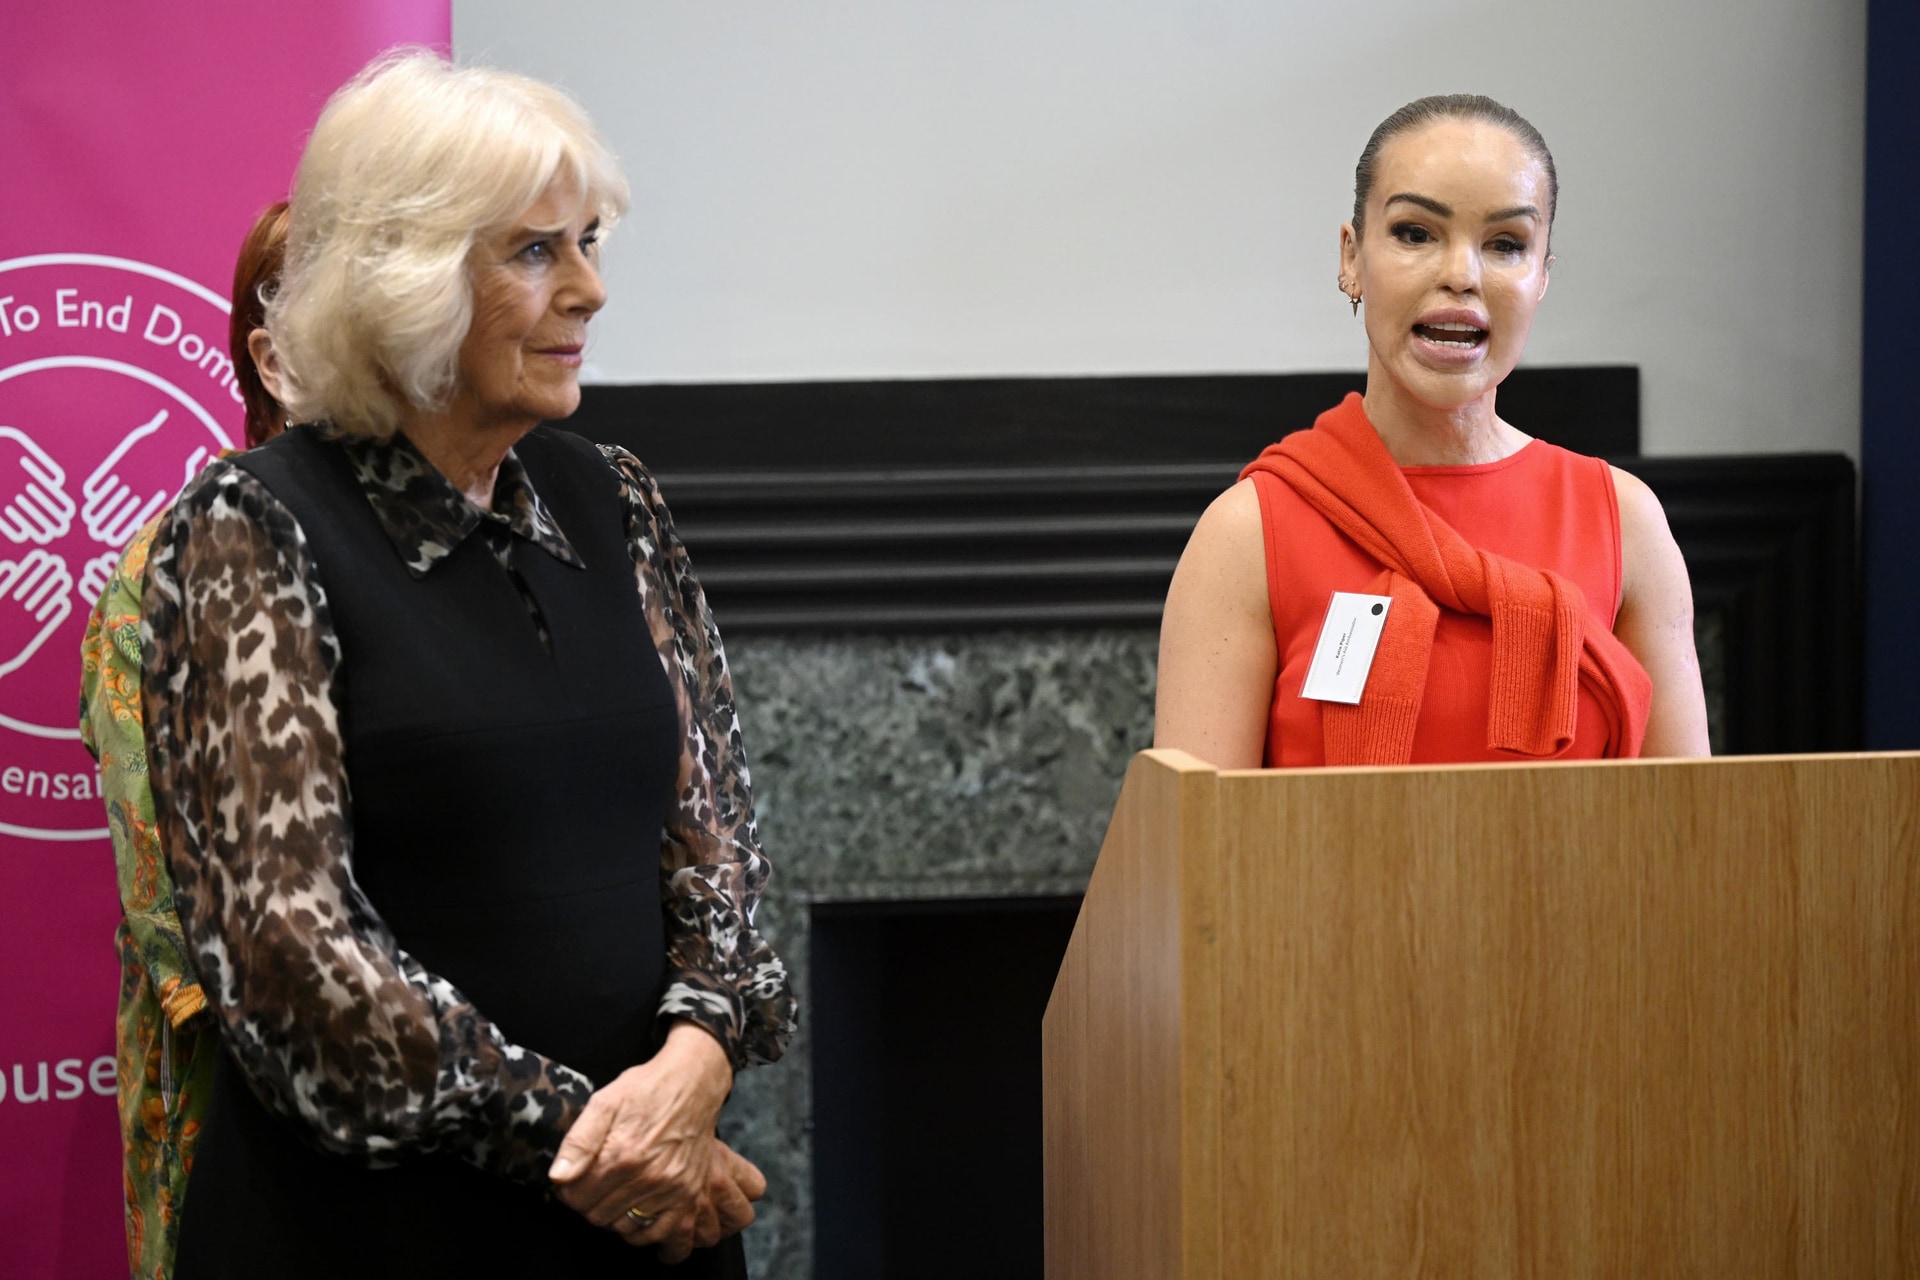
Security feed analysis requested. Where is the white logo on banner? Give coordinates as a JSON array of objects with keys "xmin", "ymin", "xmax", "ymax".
[{"xmin": 0, "ymin": 254, "xmax": 238, "ymax": 842}]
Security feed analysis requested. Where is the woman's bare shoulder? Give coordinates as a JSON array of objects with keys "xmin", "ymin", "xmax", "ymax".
[
  {"xmin": 1607, "ymin": 464, "xmax": 1685, "ymax": 594},
  {"xmin": 1156, "ymin": 477, "xmax": 1275, "ymax": 765},
  {"xmin": 1189, "ymin": 477, "xmax": 1264, "ymax": 558},
  {"xmin": 1607, "ymin": 466, "xmax": 1711, "ymax": 755},
  {"xmin": 1177, "ymin": 477, "xmax": 1268, "ymax": 613},
  {"xmin": 1210, "ymin": 474, "xmax": 1264, "ymax": 525},
  {"xmin": 1607, "ymin": 464, "xmax": 1666, "ymax": 532}
]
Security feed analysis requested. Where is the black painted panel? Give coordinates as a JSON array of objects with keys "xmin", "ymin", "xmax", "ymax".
[
  {"xmin": 563, "ymin": 371, "xmax": 1858, "ymax": 754},
  {"xmin": 643, "ymin": 455, "xmax": 1857, "ymax": 754},
  {"xmin": 576, "ymin": 365, "xmax": 1639, "ymax": 469},
  {"xmin": 1862, "ymin": 0, "xmax": 1920, "ymax": 746},
  {"xmin": 1629, "ymin": 454, "xmax": 1861, "ymax": 753}
]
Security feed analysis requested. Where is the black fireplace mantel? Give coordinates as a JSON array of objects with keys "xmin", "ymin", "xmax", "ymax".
[{"xmin": 572, "ymin": 368, "xmax": 1860, "ymax": 756}]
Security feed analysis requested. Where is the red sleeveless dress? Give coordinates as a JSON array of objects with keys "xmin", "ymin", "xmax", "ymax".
[{"xmin": 1248, "ymin": 431, "xmax": 1627, "ymax": 767}]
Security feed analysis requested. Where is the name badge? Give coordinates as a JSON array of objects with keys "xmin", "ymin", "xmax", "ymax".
[{"xmin": 1299, "ymin": 592, "xmax": 1393, "ymax": 704}]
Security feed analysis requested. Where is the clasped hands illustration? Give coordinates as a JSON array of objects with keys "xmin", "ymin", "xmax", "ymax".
[{"xmin": 0, "ymin": 411, "xmax": 210, "ymax": 677}]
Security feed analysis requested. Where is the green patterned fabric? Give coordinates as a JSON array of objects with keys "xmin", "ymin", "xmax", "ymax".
[{"xmin": 79, "ymin": 516, "xmax": 214, "ymax": 1280}]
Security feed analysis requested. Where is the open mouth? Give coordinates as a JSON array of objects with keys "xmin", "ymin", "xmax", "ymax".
[{"xmin": 1412, "ymin": 322, "xmax": 1488, "ymax": 349}]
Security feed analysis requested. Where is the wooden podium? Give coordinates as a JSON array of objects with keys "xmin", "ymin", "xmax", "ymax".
[{"xmin": 1042, "ymin": 750, "xmax": 1920, "ymax": 1278}]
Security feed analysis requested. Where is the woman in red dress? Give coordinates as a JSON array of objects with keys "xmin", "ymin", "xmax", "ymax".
[{"xmin": 1156, "ymin": 95, "xmax": 1709, "ymax": 767}]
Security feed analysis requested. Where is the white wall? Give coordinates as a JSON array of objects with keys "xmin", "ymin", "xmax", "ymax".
[{"xmin": 453, "ymin": 0, "xmax": 1866, "ymax": 457}]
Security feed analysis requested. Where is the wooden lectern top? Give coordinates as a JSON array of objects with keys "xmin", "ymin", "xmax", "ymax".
[{"xmin": 1043, "ymin": 750, "xmax": 1919, "ymax": 1279}]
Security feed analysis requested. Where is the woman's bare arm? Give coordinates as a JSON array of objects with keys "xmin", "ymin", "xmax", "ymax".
[
  {"xmin": 1611, "ymin": 467, "xmax": 1711, "ymax": 757},
  {"xmin": 1154, "ymin": 479, "xmax": 1277, "ymax": 769}
]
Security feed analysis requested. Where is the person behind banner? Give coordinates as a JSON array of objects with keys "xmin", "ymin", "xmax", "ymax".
[
  {"xmin": 139, "ymin": 52, "xmax": 794, "ymax": 1277},
  {"xmin": 1155, "ymin": 95, "xmax": 1709, "ymax": 767},
  {"xmin": 80, "ymin": 197, "xmax": 291, "ymax": 1280}
]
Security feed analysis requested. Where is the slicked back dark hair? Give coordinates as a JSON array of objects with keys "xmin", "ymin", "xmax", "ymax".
[{"xmin": 1351, "ymin": 94, "xmax": 1557, "ymax": 241}]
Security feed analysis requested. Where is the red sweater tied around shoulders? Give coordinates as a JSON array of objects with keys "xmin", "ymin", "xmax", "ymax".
[{"xmin": 1238, "ymin": 393, "xmax": 1652, "ymax": 765}]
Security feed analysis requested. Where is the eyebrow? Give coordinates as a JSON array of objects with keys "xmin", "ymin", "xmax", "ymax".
[
  {"xmin": 509, "ymin": 218, "xmax": 602, "ymax": 244},
  {"xmin": 1384, "ymin": 193, "xmax": 1540, "ymax": 224},
  {"xmin": 1385, "ymin": 193, "xmax": 1451, "ymax": 218}
]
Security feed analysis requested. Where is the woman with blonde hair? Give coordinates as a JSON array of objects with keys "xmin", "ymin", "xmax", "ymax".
[
  {"xmin": 142, "ymin": 52, "xmax": 792, "ymax": 1275},
  {"xmin": 1157, "ymin": 95, "xmax": 1708, "ymax": 767}
]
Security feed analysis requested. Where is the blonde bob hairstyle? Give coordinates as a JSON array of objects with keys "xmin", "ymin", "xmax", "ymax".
[{"xmin": 268, "ymin": 50, "xmax": 629, "ymax": 438}]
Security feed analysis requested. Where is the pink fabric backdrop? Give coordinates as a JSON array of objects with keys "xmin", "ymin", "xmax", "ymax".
[{"xmin": 0, "ymin": 5, "xmax": 449, "ymax": 1274}]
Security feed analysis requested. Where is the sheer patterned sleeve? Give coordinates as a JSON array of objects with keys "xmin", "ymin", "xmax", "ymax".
[
  {"xmin": 600, "ymin": 444, "xmax": 797, "ymax": 1071},
  {"xmin": 141, "ymin": 460, "xmax": 593, "ymax": 1183}
]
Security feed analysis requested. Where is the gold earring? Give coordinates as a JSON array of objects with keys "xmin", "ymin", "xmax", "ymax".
[{"xmin": 1350, "ymin": 295, "xmax": 1361, "ymax": 317}]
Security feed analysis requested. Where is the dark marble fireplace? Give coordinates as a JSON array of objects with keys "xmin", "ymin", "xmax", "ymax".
[
  {"xmin": 810, "ymin": 896, "xmax": 1081, "ymax": 1279},
  {"xmin": 570, "ymin": 369, "xmax": 1859, "ymax": 1277},
  {"xmin": 715, "ymin": 630, "xmax": 1151, "ymax": 1278}
]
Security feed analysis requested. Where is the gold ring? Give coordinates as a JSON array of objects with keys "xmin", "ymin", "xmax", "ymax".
[{"xmin": 625, "ymin": 1206, "xmax": 658, "ymax": 1229}]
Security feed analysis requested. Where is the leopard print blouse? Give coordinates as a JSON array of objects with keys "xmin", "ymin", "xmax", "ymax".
[{"xmin": 141, "ymin": 432, "xmax": 795, "ymax": 1186}]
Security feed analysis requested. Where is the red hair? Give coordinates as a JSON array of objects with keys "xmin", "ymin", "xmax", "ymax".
[{"xmin": 228, "ymin": 201, "xmax": 291, "ymax": 448}]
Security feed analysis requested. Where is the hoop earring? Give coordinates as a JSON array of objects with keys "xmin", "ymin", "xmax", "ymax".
[{"xmin": 1337, "ymin": 276, "xmax": 1361, "ymax": 317}]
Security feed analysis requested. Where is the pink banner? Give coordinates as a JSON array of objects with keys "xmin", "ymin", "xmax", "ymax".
[{"xmin": 0, "ymin": 5, "xmax": 448, "ymax": 1274}]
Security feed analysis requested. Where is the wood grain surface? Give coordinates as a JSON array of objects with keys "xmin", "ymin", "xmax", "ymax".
[
  {"xmin": 1045, "ymin": 751, "xmax": 1920, "ymax": 1278},
  {"xmin": 1043, "ymin": 749, "xmax": 1219, "ymax": 1280}
]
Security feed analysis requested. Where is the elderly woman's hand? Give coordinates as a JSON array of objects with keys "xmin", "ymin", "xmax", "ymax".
[
  {"xmin": 548, "ymin": 1022, "xmax": 734, "ymax": 1257},
  {"xmin": 690, "ymin": 1138, "xmax": 767, "ymax": 1251}
]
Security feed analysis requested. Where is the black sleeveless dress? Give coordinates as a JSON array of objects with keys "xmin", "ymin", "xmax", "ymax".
[{"xmin": 173, "ymin": 427, "xmax": 746, "ymax": 1277}]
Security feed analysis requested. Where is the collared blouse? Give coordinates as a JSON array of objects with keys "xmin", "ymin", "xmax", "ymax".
[{"xmin": 141, "ymin": 430, "xmax": 795, "ymax": 1186}]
